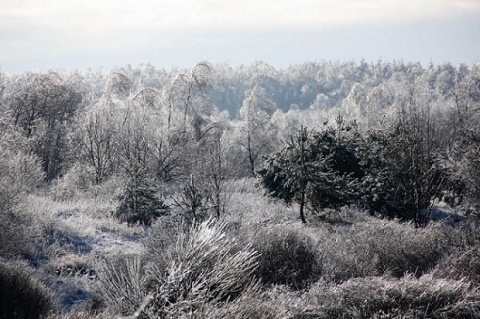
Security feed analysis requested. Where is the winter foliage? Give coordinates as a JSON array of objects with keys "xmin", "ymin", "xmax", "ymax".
[{"xmin": 1, "ymin": 60, "xmax": 480, "ymax": 318}]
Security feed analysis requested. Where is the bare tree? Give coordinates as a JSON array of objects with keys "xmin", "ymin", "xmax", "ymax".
[
  {"xmin": 238, "ymin": 85, "xmax": 278, "ymax": 176},
  {"xmin": 70, "ymin": 99, "xmax": 119, "ymax": 184}
]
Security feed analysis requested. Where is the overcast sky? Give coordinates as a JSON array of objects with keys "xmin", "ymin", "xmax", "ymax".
[{"xmin": 1, "ymin": 0, "xmax": 479, "ymax": 74}]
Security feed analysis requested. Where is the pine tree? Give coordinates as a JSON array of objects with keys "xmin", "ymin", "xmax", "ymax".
[
  {"xmin": 259, "ymin": 122, "xmax": 362, "ymax": 223},
  {"xmin": 115, "ymin": 171, "xmax": 169, "ymax": 226}
]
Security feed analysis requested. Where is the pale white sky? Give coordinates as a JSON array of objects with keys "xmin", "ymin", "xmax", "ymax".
[{"xmin": 1, "ymin": 0, "xmax": 479, "ymax": 73}]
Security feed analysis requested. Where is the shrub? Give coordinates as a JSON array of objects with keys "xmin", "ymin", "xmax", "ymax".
[
  {"xmin": 433, "ymin": 246, "xmax": 480, "ymax": 285},
  {"xmin": 0, "ymin": 211, "xmax": 34, "ymax": 259},
  {"xmin": 447, "ymin": 218, "xmax": 480, "ymax": 248},
  {"xmin": 0, "ymin": 147, "xmax": 44, "ymax": 260},
  {"xmin": 452, "ymin": 126, "xmax": 480, "ymax": 213},
  {"xmin": 142, "ymin": 219, "xmax": 261, "ymax": 318},
  {"xmin": 319, "ymin": 218, "xmax": 449, "ymax": 282},
  {"xmin": 172, "ymin": 175, "xmax": 215, "ymax": 223},
  {"xmin": 428, "ymin": 218, "xmax": 480, "ymax": 285},
  {"xmin": 97, "ymin": 219, "xmax": 263, "ymax": 318},
  {"xmin": 114, "ymin": 175, "xmax": 169, "ymax": 226},
  {"xmin": 305, "ymin": 275, "xmax": 480, "ymax": 318},
  {"xmin": 250, "ymin": 227, "xmax": 321, "ymax": 290},
  {"xmin": 49, "ymin": 164, "xmax": 96, "ymax": 201},
  {"xmin": 143, "ymin": 214, "xmax": 188, "ymax": 271},
  {"xmin": 0, "ymin": 148, "xmax": 44, "ymax": 212},
  {"xmin": 0, "ymin": 259, "xmax": 56, "ymax": 319},
  {"xmin": 198, "ymin": 287, "xmax": 283, "ymax": 319},
  {"xmin": 360, "ymin": 117, "xmax": 448, "ymax": 226}
]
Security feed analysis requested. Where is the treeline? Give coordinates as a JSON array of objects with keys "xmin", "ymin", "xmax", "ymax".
[{"xmin": 1, "ymin": 60, "xmax": 479, "ymax": 224}]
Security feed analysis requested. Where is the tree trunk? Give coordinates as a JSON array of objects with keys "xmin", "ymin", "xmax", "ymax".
[{"xmin": 299, "ymin": 189, "xmax": 307, "ymax": 224}]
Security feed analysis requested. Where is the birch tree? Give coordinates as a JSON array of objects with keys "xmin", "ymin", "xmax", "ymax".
[{"xmin": 238, "ymin": 85, "xmax": 277, "ymax": 175}]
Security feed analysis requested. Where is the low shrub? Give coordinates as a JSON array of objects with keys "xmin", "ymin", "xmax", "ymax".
[
  {"xmin": 0, "ymin": 212, "xmax": 33, "ymax": 259},
  {"xmin": 198, "ymin": 287, "xmax": 283, "ymax": 319},
  {"xmin": 249, "ymin": 227, "xmax": 321, "ymax": 290},
  {"xmin": 142, "ymin": 219, "xmax": 261, "ymax": 318},
  {"xmin": 221, "ymin": 177, "xmax": 298, "ymax": 227},
  {"xmin": 143, "ymin": 214, "xmax": 188, "ymax": 270},
  {"xmin": 0, "ymin": 259, "xmax": 56, "ymax": 319},
  {"xmin": 0, "ymin": 148, "xmax": 44, "ymax": 212},
  {"xmin": 114, "ymin": 176, "xmax": 169, "ymax": 226},
  {"xmin": 97, "ymin": 219, "xmax": 264, "ymax": 318},
  {"xmin": 48, "ymin": 164, "xmax": 96, "ymax": 201},
  {"xmin": 305, "ymin": 274, "xmax": 480, "ymax": 318},
  {"xmin": 433, "ymin": 246, "xmax": 480, "ymax": 285},
  {"xmin": 319, "ymin": 218, "xmax": 449, "ymax": 281},
  {"xmin": 447, "ymin": 217, "xmax": 480, "ymax": 249}
]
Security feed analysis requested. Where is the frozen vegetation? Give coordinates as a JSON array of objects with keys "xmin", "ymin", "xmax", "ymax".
[{"xmin": 1, "ymin": 60, "xmax": 480, "ymax": 318}]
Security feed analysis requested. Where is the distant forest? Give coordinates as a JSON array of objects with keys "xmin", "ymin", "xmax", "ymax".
[{"xmin": 1, "ymin": 60, "xmax": 479, "ymax": 209}]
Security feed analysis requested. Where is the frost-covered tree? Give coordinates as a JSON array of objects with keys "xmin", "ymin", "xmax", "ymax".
[
  {"xmin": 259, "ymin": 120, "xmax": 362, "ymax": 223},
  {"xmin": 238, "ymin": 85, "xmax": 278, "ymax": 175},
  {"xmin": 4, "ymin": 71, "xmax": 83, "ymax": 180},
  {"xmin": 115, "ymin": 173, "xmax": 169, "ymax": 226},
  {"xmin": 361, "ymin": 97, "xmax": 448, "ymax": 225},
  {"xmin": 164, "ymin": 61, "xmax": 214, "ymax": 133},
  {"xmin": 198, "ymin": 137, "xmax": 227, "ymax": 218},
  {"xmin": 105, "ymin": 71, "xmax": 133, "ymax": 99},
  {"xmin": 450, "ymin": 64, "xmax": 480, "ymax": 135},
  {"xmin": 448, "ymin": 126, "xmax": 480, "ymax": 214},
  {"xmin": 69, "ymin": 99, "xmax": 120, "ymax": 184},
  {"xmin": 0, "ymin": 146, "xmax": 44, "ymax": 212}
]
